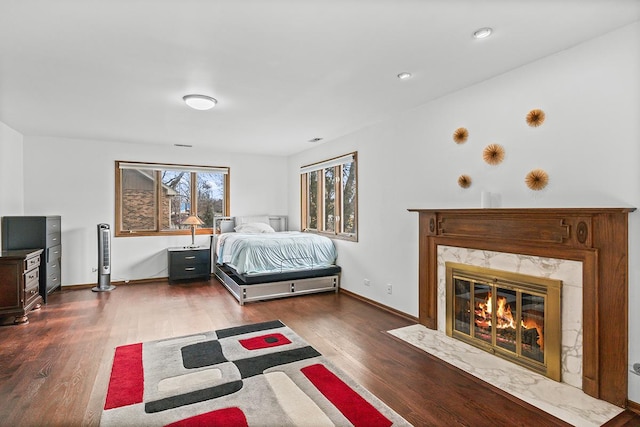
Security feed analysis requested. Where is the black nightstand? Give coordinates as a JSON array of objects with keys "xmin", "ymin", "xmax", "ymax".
[{"xmin": 167, "ymin": 246, "xmax": 211, "ymax": 282}]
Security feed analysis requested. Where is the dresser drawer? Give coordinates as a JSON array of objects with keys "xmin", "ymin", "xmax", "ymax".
[
  {"xmin": 47, "ymin": 271, "xmax": 61, "ymax": 292},
  {"xmin": 47, "ymin": 245, "xmax": 62, "ymax": 263},
  {"xmin": 46, "ymin": 217, "xmax": 61, "ymax": 234},
  {"xmin": 25, "ymin": 254, "xmax": 40, "ymax": 271},
  {"xmin": 25, "ymin": 281, "xmax": 40, "ymax": 306},
  {"xmin": 47, "ymin": 257, "xmax": 61, "ymax": 275},
  {"xmin": 25, "ymin": 266, "xmax": 40, "ymax": 289},
  {"xmin": 46, "ymin": 232, "xmax": 61, "ymax": 248}
]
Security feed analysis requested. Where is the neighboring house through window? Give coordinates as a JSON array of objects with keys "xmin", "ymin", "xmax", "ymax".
[
  {"xmin": 300, "ymin": 152, "xmax": 357, "ymax": 241},
  {"xmin": 115, "ymin": 161, "xmax": 229, "ymax": 237}
]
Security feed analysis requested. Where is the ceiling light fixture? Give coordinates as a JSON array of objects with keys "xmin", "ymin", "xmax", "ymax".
[
  {"xmin": 473, "ymin": 27, "xmax": 493, "ymax": 39},
  {"xmin": 397, "ymin": 72, "xmax": 412, "ymax": 80},
  {"xmin": 183, "ymin": 94, "xmax": 217, "ymax": 110}
]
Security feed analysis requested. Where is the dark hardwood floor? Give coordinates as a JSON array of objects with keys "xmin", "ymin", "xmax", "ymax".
[{"xmin": 1, "ymin": 278, "xmax": 638, "ymax": 426}]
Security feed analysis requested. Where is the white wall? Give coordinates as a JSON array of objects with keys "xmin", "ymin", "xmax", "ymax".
[
  {"xmin": 22, "ymin": 136, "xmax": 288, "ymax": 285},
  {"xmin": 0, "ymin": 121, "xmax": 25, "ymax": 218},
  {"xmin": 288, "ymin": 22, "xmax": 640, "ymax": 401}
]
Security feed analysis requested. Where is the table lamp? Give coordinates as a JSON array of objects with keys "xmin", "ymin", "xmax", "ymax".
[{"xmin": 181, "ymin": 215, "xmax": 204, "ymax": 247}]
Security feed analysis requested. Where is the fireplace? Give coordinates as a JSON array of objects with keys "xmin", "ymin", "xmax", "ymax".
[
  {"xmin": 409, "ymin": 207, "xmax": 634, "ymax": 407},
  {"xmin": 445, "ymin": 262, "xmax": 562, "ymax": 381}
]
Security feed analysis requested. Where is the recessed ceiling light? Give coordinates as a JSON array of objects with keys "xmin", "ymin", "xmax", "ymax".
[
  {"xmin": 397, "ymin": 72, "xmax": 412, "ymax": 80},
  {"xmin": 473, "ymin": 27, "xmax": 493, "ymax": 39},
  {"xmin": 183, "ymin": 94, "xmax": 217, "ymax": 110}
]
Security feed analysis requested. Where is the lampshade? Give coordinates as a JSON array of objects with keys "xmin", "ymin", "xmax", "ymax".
[
  {"xmin": 182, "ymin": 215, "xmax": 204, "ymax": 226},
  {"xmin": 183, "ymin": 94, "xmax": 217, "ymax": 110}
]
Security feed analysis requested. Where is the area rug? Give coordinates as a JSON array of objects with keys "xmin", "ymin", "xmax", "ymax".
[{"xmin": 101, "ymin": 320, "xmax": 411, "ymax": 426}]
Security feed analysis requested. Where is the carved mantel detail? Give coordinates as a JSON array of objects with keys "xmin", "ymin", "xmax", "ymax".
[{"xmin": 408, "ymin": 207, "xmax": 635, "ymax": 408}]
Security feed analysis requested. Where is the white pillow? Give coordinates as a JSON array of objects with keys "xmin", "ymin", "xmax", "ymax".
[{"xmin": 234, "ymin": 222, "xmax": 276, "ymax": 233}]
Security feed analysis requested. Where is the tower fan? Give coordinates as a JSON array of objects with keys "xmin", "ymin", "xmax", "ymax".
[{"xmin": 92, "ymin": 223, "xmax": 116, "ymax": 292}]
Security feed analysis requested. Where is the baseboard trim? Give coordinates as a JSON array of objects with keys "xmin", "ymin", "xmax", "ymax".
[
  {"xmin": 61, "ymin": 276, "xmax": 172, "ymax": 290},
  {"xmin": 68, "ymin": 278, "xmax": 415, "ymax": 323},
  {"xmin": 339, "ymin": 288, "xmax": 418, "ymax": 323},
  {"xmin": 627, "ymin": 399, "xmax": 640, "ymax": 415}
]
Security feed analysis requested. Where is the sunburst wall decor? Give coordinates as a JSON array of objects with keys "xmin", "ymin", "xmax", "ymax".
[
  {"xmin": 526, "ymin": 109, "xmax": 546, "ymax": 127},
  {"xmin": 482, "ymin": 143, "xmax": 505, "ymax": 165},
  {"xmin": 525, "ymin": 168, "xmax": 549, "ymax": 190},
  {"xmin": 457, "ymin": 174, "xmax": 472, "ymax": 188},
  {"xmin": 452, "ymin": 127, "xmax": 469, "ymax": 144}
]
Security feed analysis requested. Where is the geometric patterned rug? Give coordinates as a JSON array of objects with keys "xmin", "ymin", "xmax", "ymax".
[{"xmin": 101, "ymin": 320, "xmax": 411, "ymax": 426}]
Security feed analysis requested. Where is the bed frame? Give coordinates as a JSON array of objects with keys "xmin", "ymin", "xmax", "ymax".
[
  {"xmin": 210, "ymin": 215, "xmax": 340, "ymax": 305},
  {"xmin": 213, "ymin": 263, "xmax": 340, "ymax": 305}
]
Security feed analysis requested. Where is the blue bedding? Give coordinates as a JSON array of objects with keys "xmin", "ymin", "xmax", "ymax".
[{"xmin": 216, "ymin": 232, "xmax": 337, "ymax": 275}]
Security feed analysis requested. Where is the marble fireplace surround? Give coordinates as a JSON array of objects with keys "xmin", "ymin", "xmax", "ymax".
[
  {"xmin": 409, "ymin": 208, "xmax": 634, "ymax": 408},
  {"xmin": 439, "ymin": 246, "xmax": 582, "ymax": 388}
]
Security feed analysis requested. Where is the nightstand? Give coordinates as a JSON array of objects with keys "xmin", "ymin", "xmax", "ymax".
[{"xmin": 167, "ymin": 246, "xmax": 211, "ymax": 282}]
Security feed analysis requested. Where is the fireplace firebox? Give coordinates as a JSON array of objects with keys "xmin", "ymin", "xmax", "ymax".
[{"xmin": 445, "ymin": 262, "xmax": 562, "ymax": 381}]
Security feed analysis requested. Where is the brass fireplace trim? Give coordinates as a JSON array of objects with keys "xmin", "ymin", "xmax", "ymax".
[{"xmin": 445, "ymin": 262, "xmax": 562, "ymax": 381}]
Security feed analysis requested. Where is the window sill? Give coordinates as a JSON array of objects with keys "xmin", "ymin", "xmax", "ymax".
[
  {"xmin": 115, "ymin": 228, "xmax": 214, "ymax": 238},
  {"xmin": 304, "ymin": 230, "xmax": 357, "ymax": 242}
]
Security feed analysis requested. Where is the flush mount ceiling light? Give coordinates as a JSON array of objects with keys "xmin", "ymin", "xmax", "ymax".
[
  {"xmin": 473, "ymin": 27, "xmax": 493, "ymax": 39},
  {"xmin": 183, "ymin": 94, "xmax": 217, "ymax": 110},
  {"xmin": 397, "ymin": 72, "xmax": 413, "ymax": 80}
]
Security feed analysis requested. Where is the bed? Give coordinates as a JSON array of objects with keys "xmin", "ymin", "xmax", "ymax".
[{"xmin": 211, "ymin": 215, "xmax": 341, "ymax": 305}]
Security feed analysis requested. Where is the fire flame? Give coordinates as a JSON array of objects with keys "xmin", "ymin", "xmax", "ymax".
[{"xmin": 475, "ymin": 292, "xmax": 544, "ymax": 350}]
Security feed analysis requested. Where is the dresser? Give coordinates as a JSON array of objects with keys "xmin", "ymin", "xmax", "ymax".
[
  {"xmin": 167, "ymin": 246, "xmax": 211, "ymax": 282},
  {"xmin": 0, "ymin": 249, "xmax": 43, "ymax": 324},
  {"xmin": 1, "ymin": 216, "xmax": 62, "ymax": 303}
]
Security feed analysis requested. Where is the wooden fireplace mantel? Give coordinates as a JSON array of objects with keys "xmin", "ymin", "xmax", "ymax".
[{"xmin": 408, "ymin": 207, "xmax": 635, "ymax": 407}]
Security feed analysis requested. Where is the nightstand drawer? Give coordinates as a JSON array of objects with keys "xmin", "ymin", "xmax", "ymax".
[
  {"xmin": 171, "ymin": 250, "xmax": 209, "ymax": 266},
  {"xmin": 169, "ymin": 263, "xmax": 210, "ymax": 280}
]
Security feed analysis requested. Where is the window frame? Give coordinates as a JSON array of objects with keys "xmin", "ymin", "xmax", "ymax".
[
  {"xmin": 300, "ymin": 152, "xmax": 358, "ymax": 242},
  {"xmin": 115, "ymin": 160, "xmax": 230, "ymax": 237}
]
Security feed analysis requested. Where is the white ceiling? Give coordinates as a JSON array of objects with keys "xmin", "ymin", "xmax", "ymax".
[{"xmin": 1, "ymin": 0, "xmax": 639, "ymax": 156}]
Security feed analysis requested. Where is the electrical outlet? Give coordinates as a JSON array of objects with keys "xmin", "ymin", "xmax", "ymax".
[
  {"xmin": 386, "ymin": 284, "xmax": 393, "ymax": 294},
  {"xmin": 633, "ymin": 363, "xmax": 640, "ymax": 375},
  {"xmin": 364, "ymin": 279, "xmax": 371, "ymax": 286}
]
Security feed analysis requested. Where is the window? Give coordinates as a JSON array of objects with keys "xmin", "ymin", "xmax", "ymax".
[
  {"xmin": 300, "ymin": 152, "xmax": 357, "ymax": 241},
  {"xmin": 115, "ymin": 161, "xmax": 229, "ymax": 237}
]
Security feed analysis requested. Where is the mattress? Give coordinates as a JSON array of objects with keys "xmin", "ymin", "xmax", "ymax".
[{"xmin": 216, "ymin": 231, "xmax": 337, "ymax": 275}]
